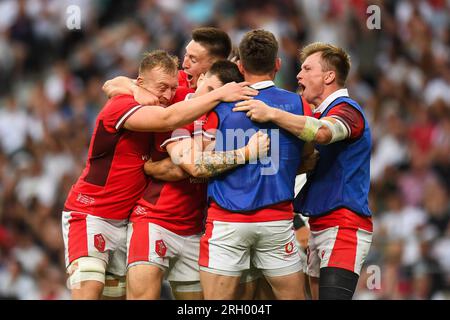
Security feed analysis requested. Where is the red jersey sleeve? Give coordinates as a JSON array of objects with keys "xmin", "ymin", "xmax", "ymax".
[
  {"xmin": 154, "ymin": 132, "xmax": 173, "ymax": 153},
  {"xmin": 197, "ymin": 111, "xmax": 218, "ymax": 140},
  {"xmin": 326, "ymin": 103, "xmax": 365, "ymax": 140},
  {"xmin": 159, "ymin": 125, "xmax": 193, "ymax": 150},
  {"xmin": 101, "ymin": 94, "xmax": 142, "ymax": 133},
  {"xmin": 160, "ymin": 111, "xmax": 219, "ymax": 149}
]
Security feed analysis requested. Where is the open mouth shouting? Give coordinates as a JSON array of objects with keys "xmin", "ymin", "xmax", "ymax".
[
  {"xmin": 298, "ymin": 81, "xmax": 305, "ymax": 94},
  {"xmin": 185, "ymin": 71, "xmax": 195, "ymax": 87}
]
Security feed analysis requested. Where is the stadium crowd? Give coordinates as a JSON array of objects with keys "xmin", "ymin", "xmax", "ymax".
[{"xmin": 0, "ymin": 0, "xmax": 449, "ymax": 299}]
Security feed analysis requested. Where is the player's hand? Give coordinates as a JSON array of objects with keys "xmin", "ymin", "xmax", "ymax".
[
  {"xmin": 297, "ymin": 149, "xmax": 320, "ymax": 174},
  {"xmin": 233, "ymin": 99, "xmax": 275, "ymax": 123},
  {"xmin": 217, "ymin": 81, "xmax": 258, "ymax": 102},
  {"xmin": 244, "ymin": 131, "xmax": 270, "ymax": 162},
  {"xmin": 132, "ymin": 85, "xmax": 160, "ymax": 106},
  {"xmin": 102, "ymin": 76, "xmax": 134, "ymax": 98}
]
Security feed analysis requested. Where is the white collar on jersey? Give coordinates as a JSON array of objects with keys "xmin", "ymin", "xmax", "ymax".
[
  {"xmin": 314, "ymin": 88, "xmax": 349, "ymax": 114},
  {"xmin": 250, "ymin": 80, "xmax": 275, "ymax": 90}
]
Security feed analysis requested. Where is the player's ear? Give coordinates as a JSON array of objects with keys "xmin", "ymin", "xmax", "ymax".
[
  {"xmin": 136, "ymin": 76, "xmax": 144, "ymax": 86},
  {"xmin": 324, "ymin": 71, "xmax": 336, "ymax": 85}
]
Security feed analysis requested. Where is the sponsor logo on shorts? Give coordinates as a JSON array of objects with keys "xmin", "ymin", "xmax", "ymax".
[
  {"xmin": 94, "ymin": 234, "xmax": 106, "ymax": 252},
  {"xmin": 285, "ymin": 241, "xmax": 294, "ymax": 254},
  {"xmin": 155, "ymin": 239, "xmax": 167, "ymax": 257}
]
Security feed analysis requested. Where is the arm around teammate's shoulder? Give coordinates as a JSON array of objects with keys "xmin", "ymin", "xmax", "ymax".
[
  {"xmin": 269, "ymin": 108, "xmax": 346, "ymax": 145},
  {"xmin": 232, "ymin": 100, "xmax": 325, "ymax": 143},
  {"xmin": 232, "ymin": 100, "xmax": 347, "ymax": 145},
  {"xmin": 124, "ymin": 82, "xmax": 257, "ymax": 132}
]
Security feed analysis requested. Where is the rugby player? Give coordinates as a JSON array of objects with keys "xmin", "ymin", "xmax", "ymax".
[
  {"xmin": 233, "ymin": 42, "xmax": 373, "ymax": 300},
  {"xmin": 198, "ymin": 30, "xmax": 311, "ymax": 300}
]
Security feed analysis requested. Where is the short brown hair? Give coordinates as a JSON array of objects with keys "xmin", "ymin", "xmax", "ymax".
[
  {"xmin": 192, "ymin": 27, "xmax": 232, "ymax": 59},
  {"xmin": 239, "ymin": 30, "xmax": 278, "ymax": 75},
  {"xmin": 207, "ymin": 60, "xmax": 244, "ymax": 84},
  {"xmin": 139, "ymin": 50, "xmax": 179, "ymax": 75},
  {"xmin": 300, "ymin": 42, "xmax": 351, "ymax": 86}
]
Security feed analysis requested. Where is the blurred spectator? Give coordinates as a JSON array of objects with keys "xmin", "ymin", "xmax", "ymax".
[
  {"xmin": 11, "ymin": 225, "xmax": 45, "ymax": 275},
  {"xmin": 397, "ymin": 144, "xmax": 439, "ymax": 207},
  {"xmin": 0, "ymin": 258, "xmax": 39, "ymax": 300},
  {"xmin": 35, "ymin": 265, "xmax": 70, "ymax": 300},
  {"xmin": 0, "ymin": 96, "xmax": 43, "ymax": 158},
  {"xmin": 370, "ymin": 110, "xmax": 408, "ymax": 182},
  {"xmin": 377, "ymin": 186, "xmax": 427, "ymax": 267}
]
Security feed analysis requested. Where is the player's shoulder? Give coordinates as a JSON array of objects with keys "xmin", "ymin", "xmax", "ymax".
[
  {"xmin": 98, "ymin": 94, "xmax": 141, "ymax": 124},
  {"xmin": 330, "ymin": 101, "xmax": 361, "ymax": 115},
  {"xmin": 259, "ymin": 86, "xmax": 301, "ymax": 104},
  {"xmin": 271, "ymin": 86, "xmax": 301, "ymax": 99},
  {"xmin": 101, "ymin": 94, "xmax": 140, "ymax": 115},
  {"xmin": 214, "ymin": 101, "xmax": 235, "ymax": 110}
]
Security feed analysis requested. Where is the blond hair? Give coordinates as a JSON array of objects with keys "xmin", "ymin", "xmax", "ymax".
[
  {"xmin": 300, "ymin": 42, "xmax": 351, "ymax": 86},
  {"xmin": 139, "ymin": 50, "xmax": 179, "ymax": 75}
]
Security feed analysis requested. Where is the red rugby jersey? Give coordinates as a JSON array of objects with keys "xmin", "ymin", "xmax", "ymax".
[
  {"xmin": 64, "ymin": 95, "xmax": 152, "ymax": 220},
  {"xmin": 130, "ymin": 87, "xmax": 217, "ymax": 236}
]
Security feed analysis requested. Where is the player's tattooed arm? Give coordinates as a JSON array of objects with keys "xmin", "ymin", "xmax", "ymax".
[
  {"xmin": 144, "ymin": 157, "xmax": 189, "ymax": 181},
  {"xmin": 191, "ymin": 147, "xmax": 245, "ymax": 178},
  {"xmin": 166, "ymin": 131, "xmax": 270, "ymax": 178},
  {"xmin": 166, "ymin": 139, "xmax": 245, "ymax": 178}
]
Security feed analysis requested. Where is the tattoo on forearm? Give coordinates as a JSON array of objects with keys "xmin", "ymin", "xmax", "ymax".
[
  {"xmin": 194, "ymin": 150, "xmax": 244, "ymax": 177},
  {"xmin": 174, "ymin": 140, "xmax": 246, "ymax": 177}
]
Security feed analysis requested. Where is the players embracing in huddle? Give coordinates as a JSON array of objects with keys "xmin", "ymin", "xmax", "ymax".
[{"xmin": 61, "ymin": 26, "xmax": 372, "ymax": 300}]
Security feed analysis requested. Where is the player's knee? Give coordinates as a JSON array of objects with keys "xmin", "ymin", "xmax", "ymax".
[
  {"xmin": 68, "ymin": 257, "xmax": 107, "ymax": 288},
  {"xmin": 102, "ymin": 274, "xmax": 126, "ymax": 299},
  {"xmin": 319, "ymin": 267, "xmax": 359, "ymax": 300}
]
